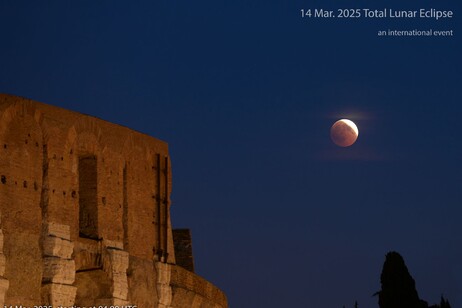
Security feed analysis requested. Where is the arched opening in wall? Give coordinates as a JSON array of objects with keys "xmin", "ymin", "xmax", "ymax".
[{"xmin": 78, "ymin": 156, "xmax": 98, "ymax": 239}]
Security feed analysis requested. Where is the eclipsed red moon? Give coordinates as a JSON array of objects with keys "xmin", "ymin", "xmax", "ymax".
[{"xmin": 330, "ymin": 119, "xmax": 359, "ymax": 147}]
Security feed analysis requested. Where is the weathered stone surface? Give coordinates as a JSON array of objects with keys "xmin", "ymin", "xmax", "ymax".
[
  {"xmin": 156, "ymin": 262, "xmax": 172, "ymax": 307},
  {"xmin": 74, "ymin": 269, "xmax": 112, "ymax": 305},
  {"xmin": 79, "ymin": 298, "xmax": 132, "ymax": 307},
  {"xmin": 94, "ymin": 298, "xmax": 113, "ymax": 306},
  {"xmin": 112, "ymin": 298, "xmax": 130, "ymax": 306},
  {"xmin": 171, "ymin": 287, "xmax": 224, "ymax": 308},
  {"xmin": 0, "ymin": 253, "xmax": 5, "ymax": 276},
  {"xmin": 127, "ymin": 257, "xmax": 158, "ymax": 308},
  {"xmin": 93, "ymin": 298, "xmax": 131, "ymax": 306},
  {"xmin": 170, "ymin": 264, "xmax": 228, "ymax": 308},
  {"xmin": 42, "ymin": 258, "xmax": 75, "ymax": 284},
  {"xmin": 156, "ymin": 261, "xmax": 171, "ymax": 284},
  {"xmin": 103, "ymin": 239, "xmax": 124, "ymax": 250},
  {"xmin": 101, "ymin": 248, "xmax": 129, "ymax": 300},
  {"xmin": 0, "ymin": 94, "xmax": 226, "ymax": 308},
  {"xmin": 3, "ymin": 232, "xmax": 42, "ymax": 305},
  {"xmin": 43, "ymin": 236, "xmax": 73, "ymax": 259},
  {"xmin": 45, "ymin": 222, "xmax": 71, "ymax": 240},
  {"xmin": 104, "ymin": 248, "xmax": 129, "ymax": 274},
  {"xmin": 74, "ymin": 240, "xmax": 101, "ymax": 271},
  {"xmin": 41, "ymin": 283, "xmax": 77, "ymax": 307},
  {"xmin": 0, "ymin": 278, "xmax": 9, "ymax": 305},
  {"xmin": 111, "ymin": 272, "xmax": 129, "ymax": 300}
]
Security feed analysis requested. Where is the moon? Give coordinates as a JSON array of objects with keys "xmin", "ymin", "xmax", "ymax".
[{"xmin": 330, "ymin": 119, "xmax": 359, "ymax": 147}]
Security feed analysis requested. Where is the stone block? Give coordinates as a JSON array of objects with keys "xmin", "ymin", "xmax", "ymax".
[
  {"xmin": 43, "ymin": 236, "xmax": 73, "ymax": 259},
  {"xmin": 74, "ymin": 240, "xmax": 101, "ymax": 271},
  {"xmin": 156, "ymin": 262, "xmax": 171, "ymax": 284},
  {"xmin": 104, "ymin": 249, "xmax": 129, "ymax": 274},
  {"xmin": 103, "ymin": 239, "xmax": 124, "ymax": 250},
  {"xmin": 156, "ymin": 262, "xmax": 172, "ymax": 307},
  {"xmin": 0, "ymin": 253, "xmax": 5, "ymax": 276},
  {"xmin": 112, "ymin": 272, "xmax": 128, "ymax": 300},
  {"xmin": 157, "ymin": 284, "xmax": 172, "ymax": 307},
  {"xmin": 45, "ymin": 222, "xmax": 71, "ymax": 240},
  {"xmin": 0, "ymin": 278, "xmax": 9, "ymax": 305},
  {"xmin": 41, "ymin": 283, "xmax": 76, "ymax": 307},
  {"xmin": 0, "ymin": 230, "xmax": 4, "ymax": 250},
  {"xmin": 43, "ymin": 258, "xmax": 75, "ymax": 284},
  {"xmin": 112, "ymin": 298, "xmax": 130, "ymax": 306}
]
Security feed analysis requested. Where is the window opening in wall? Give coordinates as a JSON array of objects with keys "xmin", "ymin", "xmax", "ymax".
[{"xmin": 79, "ymin": 155, "xmax": 98, "ymax": 239}]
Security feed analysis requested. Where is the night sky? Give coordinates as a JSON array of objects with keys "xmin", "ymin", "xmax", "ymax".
[{"xmin": 1, "ymin": 1, "xmax": 461, "ymax": 307}]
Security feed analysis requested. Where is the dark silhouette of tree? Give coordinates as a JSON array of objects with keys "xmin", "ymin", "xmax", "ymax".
[
  {"xmin": 439, "ymin": 295, "xmax": 451, "ymax": 308},
  {"xmin": 377, "ymin": 251, "xmax": 423, "ymax": 308},
  {"xmin": 354, "ymin": 300, "xmax": 358, "ymax": 308},
  {"xmin": 375, "ymin": 251, "xmax": 451, "ymax": 308}
]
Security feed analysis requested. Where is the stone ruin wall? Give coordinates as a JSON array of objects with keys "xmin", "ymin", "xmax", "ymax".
[{"xmin": 0, "ymin": 94, "xmax": 227, "ymax": 308}]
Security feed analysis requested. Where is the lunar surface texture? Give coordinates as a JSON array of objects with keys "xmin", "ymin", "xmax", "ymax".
[{"xmin": 330, "ymin": 119, "xmax": 359, "ymax": 147}]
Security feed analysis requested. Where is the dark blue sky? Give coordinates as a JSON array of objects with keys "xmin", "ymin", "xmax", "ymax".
[{"xmin": 1, "ymin": 1, "xmax": 461, "ymax": 307}]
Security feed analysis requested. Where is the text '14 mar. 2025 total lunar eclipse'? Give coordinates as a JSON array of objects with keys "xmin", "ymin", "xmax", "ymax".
[{"xmin": 330, "ymin": 119, "xmax": 359, "ymax": 147}]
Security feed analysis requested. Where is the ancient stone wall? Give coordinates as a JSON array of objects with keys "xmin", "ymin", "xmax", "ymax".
[
  {"xmin": 170, "ymin": 265, "xmax": 227, "ymax": 308},
  {"xmin": 0, "ymin": 94, "xmax": 227, "ymax": 308}
]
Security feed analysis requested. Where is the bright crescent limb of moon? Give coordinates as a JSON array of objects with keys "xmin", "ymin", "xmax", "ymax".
[
  {"xmin": 330, "ymin": 119, "xmax": 359, "ymax": 147},
  {"xmin": 339, "ymin": 119, "xmax": 359, "ymax": 136}
]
